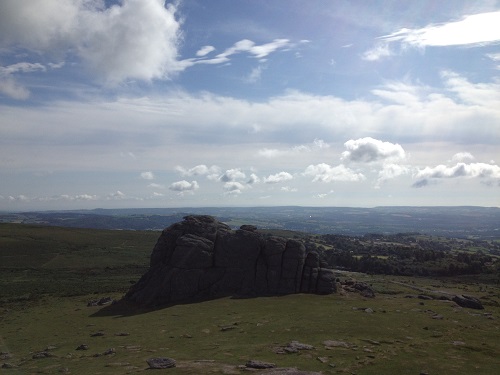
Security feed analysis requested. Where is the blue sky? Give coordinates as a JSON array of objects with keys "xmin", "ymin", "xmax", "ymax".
[{"xmin": 1, "ymin": 0, "xmax": 499, "ymax": 210}]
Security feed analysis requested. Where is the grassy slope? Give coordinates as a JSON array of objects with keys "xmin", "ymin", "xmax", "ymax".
[{"xmin": 0, "ymin": 223, "xmax": 499, "ymax": 374}]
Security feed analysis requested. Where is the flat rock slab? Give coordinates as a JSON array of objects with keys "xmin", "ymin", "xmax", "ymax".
[
  {"xmin": 147, "ymin": 357, "xmax": 176, "ymax": 369},
  {"xmin": 246, "ymin": 360, "xmax": 276, "ymax": 369}
]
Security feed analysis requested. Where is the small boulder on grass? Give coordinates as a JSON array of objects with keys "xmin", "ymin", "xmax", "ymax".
[
  {"xmin": 147, "ymin": 357, "xmax": 176, "ymax": 369},
  {"xmin": 245, "ymin": 360, "xmax": 276, "ymax": 369}
]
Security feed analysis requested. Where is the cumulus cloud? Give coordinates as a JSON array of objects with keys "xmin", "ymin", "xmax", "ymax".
[
  {"xmin": 413, "ymin": 162, "xmax": 500, "ymax": 187},
  {"xmin": 223, "ymin": 181, "xmax": 246, "ymax": 195},
  {"xmin": 415, "ymin": 162, "xmax": 500, "ymax": 179},
  {"xmin": 247, "ymin": 173, "xmax": 260, "ymax": 185},
  {"xmin": 304, "ymin": 163, "xmax": 365, "ymax": 183},
  {"xmin": 0, "ymin": 0, "xmax": 182, "ymax": 84},
  {"xmin": 175, "ymin": 165, "xmax": 221, "ymax": 178},
  {"xmin": 220, "ymin": 168, "xmax": 246, "ymax": 182},
  {"xmin": 169, "ymin": 180, "xmax": 199, "ymax": 193},
  {"xmin": 148, "ymin": 183, "xmax": 165, "ymax": 189},
  {"xmin": 140, "ymin": 171, "xmax": 155, "ymax": 180},
  {"xmin": 281, "ymin": 186, "xmax": 298, "ymax": 192},
  {"xmin": 342, "ymin": 137, "xmax": 406, "ymax": 163},
  {"xmin": 264, "ymin": 172, "xmax": 293, "ymax": 184}
]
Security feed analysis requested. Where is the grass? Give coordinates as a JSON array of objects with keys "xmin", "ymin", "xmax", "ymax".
[
  {"xmin": 1, "ymin": 292, "xmax": 499, "ymax": 374},
  {"xmin": 1, "ymin": 223, "xmax": 500, "ymax": 374}
]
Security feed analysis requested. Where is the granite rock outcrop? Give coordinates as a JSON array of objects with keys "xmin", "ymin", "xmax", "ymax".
[{"xmin": 125, "ymin": 215, "xmax": 336, "ymax": 306}]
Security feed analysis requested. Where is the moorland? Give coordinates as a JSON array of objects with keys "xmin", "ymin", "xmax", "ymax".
[{"xmin": 1, "ymin": 208, "xmax": 499, "ymax": 374}]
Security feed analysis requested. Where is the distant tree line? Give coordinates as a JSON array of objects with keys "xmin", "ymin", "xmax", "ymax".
[{"xmin": 304, "ymin": 233, "xmax": 498, "ymax": 277}]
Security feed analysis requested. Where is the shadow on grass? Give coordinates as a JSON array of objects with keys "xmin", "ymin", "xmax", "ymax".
[
  {"xmin": 89, "ymin": 294, "xmax": 251, "ymax": 318},
  {"xmin": 89, "ymin": 293, "xmax": 291, "ymax": 318}
]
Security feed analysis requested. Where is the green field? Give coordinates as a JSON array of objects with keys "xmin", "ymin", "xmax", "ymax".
[{"xmin": 1, "ymin": 223, "xmax": 499, "ymax": 374}]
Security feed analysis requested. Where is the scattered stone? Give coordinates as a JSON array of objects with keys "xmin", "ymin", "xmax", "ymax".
[
  {"xmin": 452, "ymin": 341, "xmax": 466, "ymax": 346},
  {"xmin": 274, "ymin": 341, "xmax": 315, "ymax": 354},
  {"xmin": 147, "ymin": 357, "xmax": 176, "ymax": 369},
  {"xmin": 323, "ymin": 340, "xmax": 350, "ymax": 348},
  {"xmin": 90, "ymin": 331, "xmax": 105, "ymax": 337},
  {"xmin": 245, "ymin": 360, "xmax": 276, "ymax": 369},
  {"xmin": 0, "ymin": 352, "xmax": 12, "ymax": 360},
  {"xmin": 432, "ymin": 314, "xmax": 444, "ymax": 320},
  {"xmin": 220, "ymin": 325, "xmax": 237, "ymax": 332},
  {"xmin": 287, "ymin": 341, "xmax": 314, "ymax": 351},
  {"xmin": 87, "ymin": 296, "xmax": 114, "ymax": 307},
  {"xmin": 32, "ymin": 351, "xmax": 52, "ymax": 359},
  {"xmin": 76, "ymin": 344, "xmax": 89, "ymax": 351},
  {"xmin": 452, "ymin": 295, "xmax": 484, "ymax": 310},
  {"xmin": 45, "ymin": 345, "xmax": 57, "ymax": 351},
  {"xmin": 103, "ymin": 348, "xmax": 116, "ymax": 355},
  {"xmin": 317, "ymin": 356, "xmax": 329, "ymax": 363},
  {"xmin": 364, "ymin": 308, "xmax": 374, "ymax": 313},
  {"xmin": 2, "ymin": 363, "xmax": 15, "ymax": 369},
  {"xmin": 114, "ymin": 332, "xmax": 130, "ymax": 336}
]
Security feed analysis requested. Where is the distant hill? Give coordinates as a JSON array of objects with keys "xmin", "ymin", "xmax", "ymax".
[{"xmin": 1, "ymin": 206, "xmax": 499, "ymax": 239}]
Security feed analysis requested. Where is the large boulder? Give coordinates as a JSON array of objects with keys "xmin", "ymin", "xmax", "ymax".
[{"xmin": 125, "ymin": 216, "xmax": 336, "ymax": 306}]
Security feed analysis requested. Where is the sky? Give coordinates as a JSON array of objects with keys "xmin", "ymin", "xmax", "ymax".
[{"xmin": 0, "ymin": 0, "xmax": 499, "ymax": 210}]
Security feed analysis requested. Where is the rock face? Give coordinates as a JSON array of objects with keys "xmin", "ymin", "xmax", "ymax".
[{"xmin": 125, "ymin": 215, "xmax": 336, "ymax": 306}]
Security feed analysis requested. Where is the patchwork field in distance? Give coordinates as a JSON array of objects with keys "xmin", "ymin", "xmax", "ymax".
[{"xmin": 0, "ymin": 223, "xmax": 499, "ymax": 374}]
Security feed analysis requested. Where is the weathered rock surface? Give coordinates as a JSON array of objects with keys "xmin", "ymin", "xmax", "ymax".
[
  {"xmin": 147, "ymin": 357, "xmax": 176, "ymax": 369},
  {"xmin": 125, "ymin": 215, "xmax": 336, "ymax": 306},
  {"xmin": 452, "ymin": 294, "xmax": 484, "ymax": 310}
]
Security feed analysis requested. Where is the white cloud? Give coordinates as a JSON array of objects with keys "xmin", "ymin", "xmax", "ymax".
[
  {"xmin": 169, "ymin": 180, "xmax": 199, "ymax": 193},
  {"xmin": 487, "ymin": 52, "xmax": 500, "ymax": 69},
  {"xmin": 196, "ymin": 45, "xmax": 215, "ymax": 57},
  {"xmin": 451, "ymin": 152, "xmax": 475, "ymax": 162},
  {"xmin": 362, "ymin": 43, "xmax": 392, "ymax": 61},
  {"xmin": 181, "ymin": 38, "xmax": 294, "ymax": 68},
  {"xmin": 342, "ymin": 137, "xmax": 406, "ymax": 163},
  {"xmin": 0, "ymin": 62, "xmax": 49, "ymax": 99},
  {"xmin": 304, "ymin": 163, "xmax": 365, "ymax": 183},
  {"xmin": 376, "ymin": 163, "xmax": 410, "ymax": 188},
  {"xmin": 413, "ymin": 162, "xmax": 500, "ymax": 188},
  {"xmin": 246, "ymin": 65, "xmax": 264, "ymax": 83},
  {"xmin": 219, "ymin": 168, "xmax": 246, "ymax": 182},
  {"xmin": 281, "ymin": 186, "xmax": 298, "ymax": 192},
  {"xmin": 0, "ymin": 0, "xmax": 182, "ymax": 84},
  {"xmin": 176, "ymin": 165, "xmax": 221, "ymax": 177},
  {"xmin": 264, "ymin": 171, "xmax": 293, "ymax": 184},
  {"xmin": 107, "ymin": 190, "xmax": 126, "ymax": 200},
  {"xmin": 140, "ymin": 171, "xmax": 155, "ymax": 180},
  {"xmin": 377, "ymin": 11, "xmax": 500, "ymax": 48},
  {"xmin": 223, "ymin": 181, "xmax": 246, "ymax": 195},
  {"xmin": 247, "ymin": 173, "xmax": 260, "ymax": 185},
  {"xmin": 415, "ymin": 162, "xmax": 500, "ymax": 180}
]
